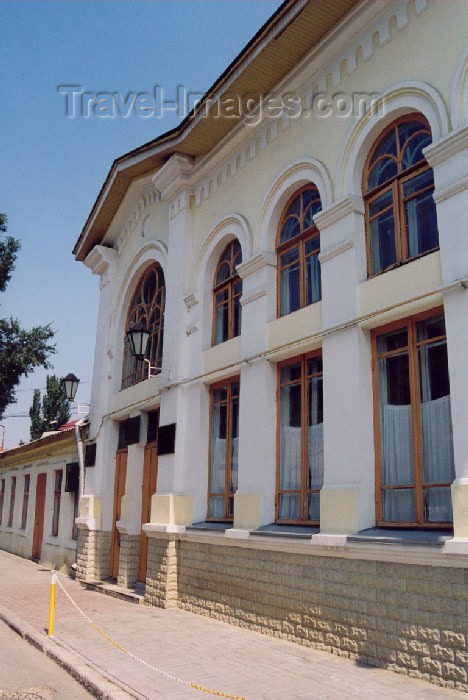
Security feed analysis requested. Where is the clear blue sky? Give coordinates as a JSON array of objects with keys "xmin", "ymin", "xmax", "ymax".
[{"xmin": 0, "ymin": 0, "xmax": 281, "ymax": 448}]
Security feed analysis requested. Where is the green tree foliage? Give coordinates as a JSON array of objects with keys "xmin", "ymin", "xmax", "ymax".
[
  {"xmin": 0, "ymin": 213, "xmax": 55, "ymax": 419},
  {"xmin": 29, "ymin": 375, "xmax": 71, "ymax": 440}
]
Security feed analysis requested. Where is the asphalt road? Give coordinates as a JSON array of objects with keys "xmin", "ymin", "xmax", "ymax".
[{"xmin": 0, "ymin": 620, "xmax": 93, "ymax": 699}]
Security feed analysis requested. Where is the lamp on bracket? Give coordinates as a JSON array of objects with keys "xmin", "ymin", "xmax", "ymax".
[
  {"xmin": 126, "ymin": 322, "xmax": 170, "ymax": 380},
  {"xmin": 61, "ymin": 374, "xmax": 89, "ymax": 415}
]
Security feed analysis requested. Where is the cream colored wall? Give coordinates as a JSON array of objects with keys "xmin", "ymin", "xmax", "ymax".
[{"xmin": 187, "ymin": 0, "xmax": 465, "ymax": 276}]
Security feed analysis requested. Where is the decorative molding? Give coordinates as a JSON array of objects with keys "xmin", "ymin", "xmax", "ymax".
[
  {"xmin": 191, "ymin": 0, "xmax": 427, "ymax": 211},
  {"xmin": 314, "ymin": 196, "xmax": 364, "ymax": 232},
  {"xmin": 433, "ymin": 175, "xmax": 468, "ymax": 205},
  {"xmin": 84, "ymin": 245, "xmax": 117, "ymax": 289},
  {"xmin": 240, "ymin": 289, "xmax": 268, "ymax": 307},
  {"xmin": 184, "ymin": 293, "xmax": 199, "ymax": 310},
  {"xmin": 237, "ymin": 252, "xmax": 277, "ymax": 280},
  {"xmin": 319, "ymin": 239, "xmax": 354, "ymax": 265},
  {"xmin": 424, "ymin": 125, "xmax": 468, "ymax": 169},
  {"xmin": 116, "ymin": 184, "xmax": 160, "ymax": 254},
  {"xmin": 168, "ymin": 188, "xmax": 193, "ymax": 221},
  {"xmin": 152, "ymin": 153, "xmax": 194, "ymax": 201}
]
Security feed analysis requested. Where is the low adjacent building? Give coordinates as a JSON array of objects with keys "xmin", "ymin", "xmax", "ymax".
[{"xmin": 0, "ymin": 422, "xmax": 84, "ymax": 571}]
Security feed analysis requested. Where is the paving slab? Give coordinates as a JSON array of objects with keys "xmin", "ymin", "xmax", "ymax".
[{"xmin": 0, "ymin": 550, "xmax": 463, "ymax": 700}]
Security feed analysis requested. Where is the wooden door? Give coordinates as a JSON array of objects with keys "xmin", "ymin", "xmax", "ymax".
[
  {"xmin": 138, "ymin": 444, "xmax": 158, "ymax": 582},
  {"xmin": 110, "ymin": 450, "xmax": 127, "ymax": 579},
  {"xmin": 32, "ymin": 473, "xmax": 47, "ymax": 560}
]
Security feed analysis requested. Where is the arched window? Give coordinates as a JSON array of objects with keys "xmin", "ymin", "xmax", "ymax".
[
  {"xmin": 277, "ymin": 185, "xmax": 322, "ymax": 317},
  {"xmin": 364, "ymin": 114, "xmax": 439, "ymax": 277},
  {"xmin": 212, "ymin": 239, "xmax": 242, "ymax": 346},
  {"xmin": 121, "ymin": 263, "xmax": 165, "ymax": 389}
]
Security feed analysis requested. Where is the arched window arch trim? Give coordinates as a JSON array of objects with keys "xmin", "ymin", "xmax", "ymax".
[
  {"xmin": 212, "ymin": 239, "xmax": 243, "ymax": 346},
  {"xmin": 121, "ymin": 262, "xmax": 166, "ymax": 389},
  {"xmin": 363, "ymin": 113, "xmax": 439, "ymax": 278},
  {"xmin": 276, "ymin": 184, "xmax": 323, "ymax": 318}
]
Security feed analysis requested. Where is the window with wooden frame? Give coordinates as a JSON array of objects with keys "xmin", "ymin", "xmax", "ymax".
[
  {"xmin": 0, "ymin": 479, "xmax": 5, "ymax": 526},
  {"xmin": 51, "ymin": 470, "xmax": 63, "ymax": 536},
  {"xmin": 207, "ymin": 377, "xmax": 240, "ymax": 521},
  {"xmin": 122, "ymin": 263, "xmax": 165, "ymax": 389},
  {"xmin": 364, "ymin": 114, "xmax": 439, "ymax": 277},
  {"xmin": 212, "ymin": 240, "xmax": 242, "ymax": 346},
  {"xmin": 277, "ymin": 353, "xmax": 323, "ymax": 524},
  {"xmin": 277, "ymin": 185, "xmax": 322, "ymax": 317},
  {"xmin": 20, "ymin": 474, "xmax": 30, "ymax": 530},
  {"xmin": 372, "ymin": 309, "xmax": 455, "ymax": 527},
  {"xmin": 7, "ymin": 477, "xmax": 16, "ymax": 528}
]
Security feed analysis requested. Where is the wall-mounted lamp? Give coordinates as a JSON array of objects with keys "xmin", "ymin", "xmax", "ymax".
[
  {"xmin": 126, "ymin": 322, "xmax": 170, "ymax": 379},
  {"xmin": 61, "ymin": 374, "xmax": 89, "ymax": 415}
]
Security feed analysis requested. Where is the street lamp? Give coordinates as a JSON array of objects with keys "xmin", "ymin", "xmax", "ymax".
[
  {"xmin": 126, "ymin": 322, "xmax": 149, "ymax": 360},
  {"xmin": 61, "ymin": 374, "xmax": 89, "ymax": 416},
  {"xmin": 62, "ymin": 373, "xmax": 80, "ymax": 401},
  {"xmin": 126, "ymin": 322, "xmax": 170, "ymax": 379}
]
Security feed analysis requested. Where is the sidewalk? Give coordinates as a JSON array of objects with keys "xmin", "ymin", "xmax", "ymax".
[{"xmin": 0, "ymin": 550, "xmax": 463, "ymax": 700}]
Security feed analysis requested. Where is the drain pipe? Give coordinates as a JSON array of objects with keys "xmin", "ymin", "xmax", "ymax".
[
  {"xmin": 72, "ymin": 421, "xmax": 86, "ymax": 574},
  {"xmin": 75, "ymin": 421, "xmax": 86, "ymax": 501}
]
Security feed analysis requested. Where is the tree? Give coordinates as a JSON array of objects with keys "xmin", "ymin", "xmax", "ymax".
[
  {"xmin": 0, "ymin": 213, "xmax": 55, "ymax": 419},
  {"xmin": 29, "ymin": 375, "xmax": 70, "ymax": 440}
]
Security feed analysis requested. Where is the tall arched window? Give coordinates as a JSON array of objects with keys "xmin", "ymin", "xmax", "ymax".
[
  {"xmin": 277, "ymin": 185, "xmax": 322, "ymax": 317},
  {"xmin": 364, "ymin": 114, "xmax": 439, "ymax": 277},
  {"xmin": 212, "ymin": 239, "xmax": 242, "ymax": 346},
  {"xmin": 121, "ymin": 263, "xmax": 165, "ymax": 389}
]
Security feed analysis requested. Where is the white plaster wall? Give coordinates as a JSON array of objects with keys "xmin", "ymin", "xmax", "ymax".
[
  {"xmin": 0, "ymin": 447, "xmax": 79, "ymax": 570},
  {"xmin": 81, "ymin": 0, "xmax": 467, "ymax": 539}
]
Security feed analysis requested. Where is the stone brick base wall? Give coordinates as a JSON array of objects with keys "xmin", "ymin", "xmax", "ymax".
[
  {"xmin": 76, "ymin": 529, "xmax": 111, "ymax": 581},
  {"xmin": 144, "ymin": 538, "xmax": 467, "ymax": 692},
  {"xmin": 117, "ymin": 534, "xmax": 141, "ymax": 588},
  {"xmin": 144, "ymin": 535, "xmax": 178, "ymax": 608}
]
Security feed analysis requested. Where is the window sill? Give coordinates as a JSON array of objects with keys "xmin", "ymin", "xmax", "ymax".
[
  {"xmin": 251, "ymin": 523, "xmax": 319, "ymax": 540},
  {"xmin": 187, "ymin": 521, "xmax": 233, "ymax": 533},
  {"xmin": 347, "ymin": 527, "xmax": 453, "ymax": 548},
  {"xmin": 44, "ymin": 536, "xmax": 60, "ymax": 547}
]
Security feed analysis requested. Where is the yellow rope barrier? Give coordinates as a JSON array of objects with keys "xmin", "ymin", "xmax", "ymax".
[{"xmin": 56, "ymin": 575, "xmax": 246, "ymax": 700}]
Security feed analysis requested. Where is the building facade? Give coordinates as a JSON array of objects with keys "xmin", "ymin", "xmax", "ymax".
[
  {"xmin": 73, "ymin": 0, "xmax": 468, "ymax": 689},
  {"xmin": 0, "ymin": 425, "xmax": 83, "ymax": 570}
]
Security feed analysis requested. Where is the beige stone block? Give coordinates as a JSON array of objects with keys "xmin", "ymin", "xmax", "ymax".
[
  {"xmin": 451, "ymin": 483, "xmax": 468, "ymax": 537},
  {"xmin": 442, "ymin": 663, "xmax": 467, "ymax": 682},
  {"xmin": 150, "ymin": 493, "xmax": 194, "ymax": 525},
  {"xmin": 319, "ymin": 487, "xmax": 359, "ymax": 534},
  {"xmin": 233, "ymin": 492, "xmax": 261, "ymax": 530},
  {"xmin": 441, "ymin": 631, "xmax": 466, "ymax": 649}
]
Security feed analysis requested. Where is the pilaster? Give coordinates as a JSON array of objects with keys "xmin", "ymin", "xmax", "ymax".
[
  {"xmin": 426, "ymin": 127, "xmax": 468, "ymax": 546},
  {"xmin": 314, "ymin": 198, "xmax": 374, "ymax": 539},
  {"xmin": 227, "ymin": 253, "xmax": 277, "ymax": 531}
]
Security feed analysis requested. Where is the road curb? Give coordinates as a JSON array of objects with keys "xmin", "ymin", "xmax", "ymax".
[{"xmin": 0, "ymin": 604, "xmax": 134, "ymax": 699}]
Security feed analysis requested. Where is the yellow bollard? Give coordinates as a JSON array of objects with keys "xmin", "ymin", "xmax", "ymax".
[{"xmin": 48, "ymin": 570, "xmax": 57, "ymax": 637}]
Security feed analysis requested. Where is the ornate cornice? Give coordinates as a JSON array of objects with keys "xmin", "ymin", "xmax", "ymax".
[
  {"xmin": 152, "ymin": 153, "xmax": 194, "ymax": 201},
  {"xmin": 84, "ymin": 244, "xmax": 117, "ymax": 276},
  {"xmin": 191, "ymin": 0, "xmax": 427, "ymax": 211}
]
